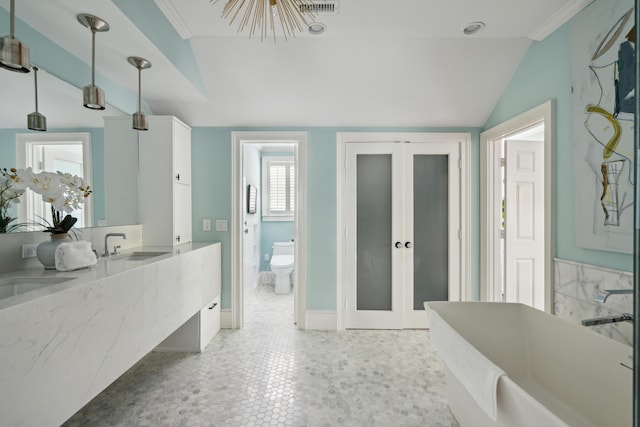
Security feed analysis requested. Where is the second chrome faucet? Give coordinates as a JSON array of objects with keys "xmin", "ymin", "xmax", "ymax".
[{"xmin": 104, "ymin": 233, "xmax": 126, "ymax": 257}]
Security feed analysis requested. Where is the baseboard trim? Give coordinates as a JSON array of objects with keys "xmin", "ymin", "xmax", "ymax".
[
  {"xmin": 306, "ymin": 310, "xmax": 337, "ymax": 330},
  {"xmin": 221, "ymin": 308, "xmax": 233, "ymax": 329}
]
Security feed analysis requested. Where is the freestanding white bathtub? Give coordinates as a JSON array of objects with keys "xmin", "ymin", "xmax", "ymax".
[{"xmin": 426, "ymin": 302, "xmax": 632, "ymax": 427}]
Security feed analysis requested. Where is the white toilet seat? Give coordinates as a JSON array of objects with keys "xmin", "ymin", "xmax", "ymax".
[{"xmin": 271, "ymin": 254, "xmax": 294, "ymax": 269}]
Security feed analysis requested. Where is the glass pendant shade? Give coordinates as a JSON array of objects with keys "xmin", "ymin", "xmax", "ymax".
[
  {"xmin": 128, "ymin": 56, "xmax": 151, "ymax": 131},
  {"xmin": 0, "ymin": 0, "xmax": 30, "ymax": 73},
  {"xmin": 78, "ymin": 14, "xmax": 109, "ymax": 110},
  {"xmin": 27, "ymin": 66, "xmax": 46, "ymax": 131}
]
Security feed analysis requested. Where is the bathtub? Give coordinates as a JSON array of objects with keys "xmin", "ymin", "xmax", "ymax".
[{"xmin": 426, "ymin": 302, "xmax": 632, "ymax": 427}]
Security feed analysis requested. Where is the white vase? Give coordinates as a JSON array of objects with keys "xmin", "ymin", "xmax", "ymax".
[{"xmin": 36, "ymin": 233, "xmax": 70, "ymax": 270}]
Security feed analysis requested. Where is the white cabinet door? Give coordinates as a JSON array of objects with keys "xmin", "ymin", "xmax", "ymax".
[
  {"xmin": 173, "ymin": 120, "xmax": 191, "ymax": 185},
  {"xmin": 173, "ymin": 182, "xmax": 192, "ymax": 245}
]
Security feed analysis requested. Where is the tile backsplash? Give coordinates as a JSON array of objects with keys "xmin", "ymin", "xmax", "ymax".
[
  {"xmin": 554, "ymin": 258, "xmax": 633, "ymax": 345},
  {"xmin": 0, "ymin": 225, "xmax": 142, "ymax": 274}
]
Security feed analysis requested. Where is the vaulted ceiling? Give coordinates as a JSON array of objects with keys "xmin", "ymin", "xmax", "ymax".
[{"xmin": 0, "ymin": 0, "xmax": 592, "ymax": 128}]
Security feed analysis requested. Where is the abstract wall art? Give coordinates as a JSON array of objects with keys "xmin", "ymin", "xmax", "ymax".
[{"xmin": 572, "ymin": 0, "xmax": 635, "ymax": 253}]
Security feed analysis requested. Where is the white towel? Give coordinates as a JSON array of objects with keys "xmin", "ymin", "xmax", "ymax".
[
  {"xmin": 428, "ymin": 308, "xmax": 505, "ymax": 421},
  {"xmin": 54, "ymin": 240, "xmax": 98, "ymax": 272}
]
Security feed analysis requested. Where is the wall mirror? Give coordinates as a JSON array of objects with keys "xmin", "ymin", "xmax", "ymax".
[
  {"xmin": 0, "ymin": 66, "xmax": 132, "ymax": 232},
  {"xmin": 247, "ymin": 184, "xmax": 257, "ymax": 214}
]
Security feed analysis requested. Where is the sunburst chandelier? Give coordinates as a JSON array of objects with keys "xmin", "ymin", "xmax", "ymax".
[{"xmin": 210, "ymin": 0, "xmax": 318, "ymax": 41}]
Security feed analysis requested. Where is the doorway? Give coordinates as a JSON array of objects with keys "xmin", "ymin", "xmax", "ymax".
[
  {"xmin": 231, "ymin": 132, "xmax": 308, "ymax": 329},
  {"xmin": 480, "ymin": 101, "xmax": 554, "ymax": 312},
  {"xmin": 337, "ymin": 132, "xmax": 471, "ymax": 330}
]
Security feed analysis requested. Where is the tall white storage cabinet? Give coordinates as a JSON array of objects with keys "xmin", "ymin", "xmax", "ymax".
[{"xmin": 137, "ymin": 116, "xmax": 192, "ymax": 246}]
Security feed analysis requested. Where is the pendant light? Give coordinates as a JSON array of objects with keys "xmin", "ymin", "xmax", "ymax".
[
  {"xmin": 128, "ymin": 56, "xmax": 151, "ymax": 131},
  {"xmin": 0, "ymin": 0, "xmax": 30, "ymax": 73},
  {"xmin": 27, "ymin": 66, "xmax": 46, "ymax": 131},
  {"xmin": 77, "ymin": 14, "xmax": 109, "ymax": 110}
]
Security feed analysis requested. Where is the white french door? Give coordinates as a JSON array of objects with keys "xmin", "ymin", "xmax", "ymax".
[{"xmin": 345, "ymin": 141, "xmax": 461, "ymax": 329}]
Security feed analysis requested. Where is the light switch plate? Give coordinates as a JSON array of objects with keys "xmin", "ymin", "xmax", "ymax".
[
  {"xmin": 215, "ymin": 219, "xmax": 228, "ymax": 232},
  {"xmin": 203, "ymin": 219, "xmax": 212, "ymax": 231},
  {"xmin": 22, "ymin": 243, "xmax": 38, "ymax": 258}
]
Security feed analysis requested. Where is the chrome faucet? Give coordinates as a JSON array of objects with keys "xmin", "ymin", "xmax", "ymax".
[
  {"xmin": 581, "ymin": 288, "xmax": 634, "ymax": 327},
  {"xmin": 104, "ymin": 233, "xmax": 126, "ymax": 257},
  {"xmin": 581, "ymin": 313, "xmax": 633, "ymax": 327},
  {"xmin": 594, "ymin": 289, "xmax": 633, "ymax": 303}
]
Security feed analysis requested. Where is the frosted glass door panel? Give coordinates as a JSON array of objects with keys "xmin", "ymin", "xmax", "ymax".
[
  {"xmin": 356, "ymin": 154, "xmax": 392, "ymax": 311},
  {"xmin": 413, "ymin": 155, "xmax": 449, "ymax": 308}
]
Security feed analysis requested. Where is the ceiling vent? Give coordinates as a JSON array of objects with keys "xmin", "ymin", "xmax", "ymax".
[{"xmin": 300, "ymin": 1, "xmax": 339, "ymax": 15}]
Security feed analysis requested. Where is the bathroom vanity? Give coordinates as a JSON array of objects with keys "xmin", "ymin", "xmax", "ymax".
[{"xmin": 0, "ymin": 242, "xmax": 221, "ymax": 427}]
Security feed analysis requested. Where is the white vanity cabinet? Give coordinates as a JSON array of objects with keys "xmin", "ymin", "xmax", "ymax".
[{"xmin": 138, "ymin": 116, "xmax": 192, "ymax": 246}]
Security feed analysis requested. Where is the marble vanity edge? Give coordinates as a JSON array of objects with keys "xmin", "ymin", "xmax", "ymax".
[{"xmin": 0, "ymin": 242, "xmax": 219, "ymax": 312}]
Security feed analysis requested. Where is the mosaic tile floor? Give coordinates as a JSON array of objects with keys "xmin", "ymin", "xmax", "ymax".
[{"xmin": 64, "ymin": 283, "xmax": 458, "ymax": 426}]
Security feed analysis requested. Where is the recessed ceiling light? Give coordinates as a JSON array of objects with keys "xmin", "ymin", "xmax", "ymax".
[
  {"xmin": 308, "ymin": 22, "xmax": 326, "ymax": 35},
  {"xmin": 463, "ymin": 22, "xmax": 485, "ymax": 35}
]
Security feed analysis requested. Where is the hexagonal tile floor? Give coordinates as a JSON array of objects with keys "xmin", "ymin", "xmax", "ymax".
[{"xmin": 63, "ymin": 283, "xmax": 458, "ymax": 426}]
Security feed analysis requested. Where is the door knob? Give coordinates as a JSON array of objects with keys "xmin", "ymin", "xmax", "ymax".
[
  {"xmin": 405, "ymin": 242, "xmax": 412, "ymax": 248},
  {"xmin": 244, "ymin": 229, "xmax": 249, "ymax": 233},
  {"xmin": 395, "ymin": 241, "xmax": 402, "ymax": 248}
]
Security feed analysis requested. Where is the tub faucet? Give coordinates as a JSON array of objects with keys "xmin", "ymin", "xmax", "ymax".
[
  {"xmin": 581, "ymin": 313, "xmax": 633, "ymax": 327},
  {"xmin": 104, "ymin": 233, "xmax": 126, "ymax": 257},
  {"xmin": 595, "ymin": 289, "xmax": 633, "ymax": 303}
]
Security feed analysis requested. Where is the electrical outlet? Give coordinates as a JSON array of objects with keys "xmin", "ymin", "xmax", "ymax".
[
  {"xmin": 22, "ymin": 243, "xmax": 38, "ymax": 258},
  {"xmin": 203, "ymin": 219, "xmax": 212, "ymax": 231}
]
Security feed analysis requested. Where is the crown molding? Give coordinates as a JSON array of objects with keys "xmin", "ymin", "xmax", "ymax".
[
  {"xmin": 154, "ymin": 0, "xmax": 193, "ymax": 39},
  {"xmin": 529, "ymin": 0, "xmax": 593, "ymax": 41}
]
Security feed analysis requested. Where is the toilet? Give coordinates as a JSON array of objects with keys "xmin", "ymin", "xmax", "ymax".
[{"xmin": 270, "ymin": 241, "xmax": 294, "ymax": 294}]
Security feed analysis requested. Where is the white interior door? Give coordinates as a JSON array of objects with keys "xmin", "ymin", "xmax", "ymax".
[
  {"xmin": 242, "ymin": 178, "xmax": 258, "ymax": 293},
  {"xmin": 345, "ymin": 141, "xmax": 460, "ymax": 329},
  {"xmin": 345, "ymin": 143, "xmax": 404, "ymax": 329},
  {"xmin": 403, "ymin": 143, "xmax": 460, "ymax": 328},
  {"xmin": 504, "ymin": 139, "xmax": 545, "ymax": 309}
]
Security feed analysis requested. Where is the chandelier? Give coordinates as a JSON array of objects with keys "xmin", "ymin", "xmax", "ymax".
[{"xmin": 210, "ymin": 0, "xmax": 317, "ymax": 41}]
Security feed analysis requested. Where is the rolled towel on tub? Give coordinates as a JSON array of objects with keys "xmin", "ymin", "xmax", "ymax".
[
  {"xmin": 54, "ymin": 240, "xmax": 98, "ymax": 271},
  {"xmin": 428, "ymin": 308, "xmax": 505, "ymax": 421}
]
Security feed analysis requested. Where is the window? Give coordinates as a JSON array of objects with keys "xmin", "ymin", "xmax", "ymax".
[
  {"xmin": 262, "ymin": 156, "xmax": 295, "ymax": 220},
  {"xmin": 16, "ymin": 133, "xmax": 93, "ymax": 229}
]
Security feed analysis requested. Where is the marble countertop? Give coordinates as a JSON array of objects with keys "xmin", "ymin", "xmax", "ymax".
[{"xmin": 0, "ymin": 242, "xmax": 217, "ymax": 311}]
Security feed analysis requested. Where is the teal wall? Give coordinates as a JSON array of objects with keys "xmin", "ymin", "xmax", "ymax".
[
  {"xmin": 191, "ymin": 127, "xmax": 480, "ymax": 310},
  {"xmin": 483, "ymin": 0, "xmax": 633, "ymax": 272},
  {"xmin": 0, "ymin": 128, "xmax": 106, "ymax": 225}
]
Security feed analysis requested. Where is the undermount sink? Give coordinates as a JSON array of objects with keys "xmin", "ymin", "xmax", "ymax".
[
  {"xmin": 0, "ymin": 277, "xmax": 75, "ymax": 300},
  {"xmin": 111, "ymin": 252, "xmax": 170, "ymax": 262}
]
